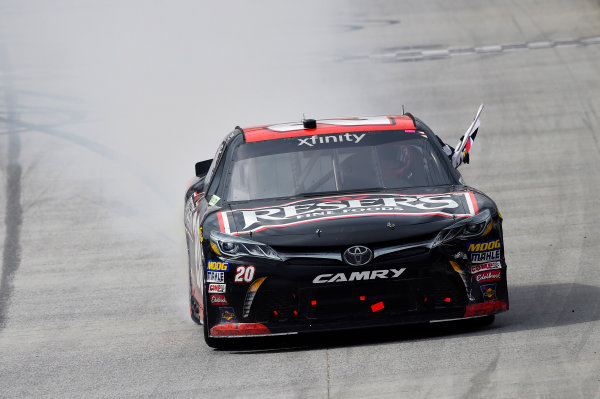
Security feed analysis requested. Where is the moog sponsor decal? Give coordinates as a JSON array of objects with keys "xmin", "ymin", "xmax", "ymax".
[
  {"xmin": 219, "ymin": 192, "xmax": 478, "ymax": 235},
  {"xmin": 467, "ymin": 239, "xmax": 501, "ymax": 252},
  {"xmin": 468, "ymin": 239, "xmax": 502, "ymax": 264},
  {"xmin": 207, "ymin": 260, "xmax": 229, "ymax": 271}
]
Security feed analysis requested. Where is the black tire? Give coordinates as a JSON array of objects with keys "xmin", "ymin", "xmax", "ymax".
[{"xmin": 471, "ymin": 314, "xmax": 495, "ymax": 327}]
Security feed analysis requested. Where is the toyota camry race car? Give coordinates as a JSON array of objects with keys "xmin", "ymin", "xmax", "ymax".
[{"xmin": 184, "ymin": 106, "xmax": 508, "ymax": 348}]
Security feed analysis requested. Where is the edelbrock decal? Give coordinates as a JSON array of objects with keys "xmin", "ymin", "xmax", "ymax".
[
  {"xmin": 474, "ymin": 270, "xmax": 501, "ymax": 283},
  {"xmin": 219, "ymin": 192, "xmax": 477, "ymax": 235},
  {"xmin": 313, "ymin": 268, "xmax": 406, "ymax": 284}
]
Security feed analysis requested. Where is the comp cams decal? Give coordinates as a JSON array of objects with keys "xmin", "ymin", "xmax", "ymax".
[
  {"xmin": 208, "ymin": 283, "xmax": 226, "ymax": 293},
  {"xmin": 470, "ymin": 262, "xmax": 502, "ymax": 274},
  {"xmin": 218, "ymin": 192, "xmax": 478, "ymax": 235},
  {"xmin": 313, "ymin": 268, "xmax": 406, "ymax": 284}
]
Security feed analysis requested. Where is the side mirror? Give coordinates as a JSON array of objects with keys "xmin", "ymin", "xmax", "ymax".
[{"xmin": 195, "ymin": 159, "xmax": 212, "ymax": 178}]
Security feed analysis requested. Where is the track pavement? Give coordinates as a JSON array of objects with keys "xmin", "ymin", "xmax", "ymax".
[{"xmin": 1, "ymin": 1, "xmax": 599, "ymax": 397}]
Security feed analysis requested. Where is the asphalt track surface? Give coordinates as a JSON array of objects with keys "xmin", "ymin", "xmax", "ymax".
[{"xmin": 1, "ymin": 1, "xmax": 600, "ymax": 398}]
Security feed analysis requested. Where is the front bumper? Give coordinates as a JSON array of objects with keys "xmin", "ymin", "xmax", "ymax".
[{"xmin": 202, "ymin": 252, "xmax": 509, "ymax": 338}]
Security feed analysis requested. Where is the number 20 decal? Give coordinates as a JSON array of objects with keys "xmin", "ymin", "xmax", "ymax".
[{"xmin": 234, "ymin": 265, "xmax": 256, "ymax": 283}]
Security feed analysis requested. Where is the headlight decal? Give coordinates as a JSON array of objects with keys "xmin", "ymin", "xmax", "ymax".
[
  {"xmin": 210, "ymin": 231, "xmax": 281, "ymax": 260},
  {"xmin": 432, "ymin": 209, "xmax": 492, "ymax": 247}
]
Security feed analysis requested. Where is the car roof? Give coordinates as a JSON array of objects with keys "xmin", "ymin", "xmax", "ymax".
[{"xmin": 242, "ymin": 115, "xmax": 416, "ymax": 143}]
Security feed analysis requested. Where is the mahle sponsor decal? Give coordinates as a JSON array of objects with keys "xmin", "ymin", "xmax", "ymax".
[
  {"xmin": 206, "ymin": 271, "xmax": 224, "ymax": 283},
  {"xmin": 207, "ymin": 260, "xmax": 229, "ymax": 271},
  {"xmin": 470, "ymin": 262, "xmax": 502, "ymax": 274},
  {"xmin": 208, "ymin": 283, "xmax": 226, "ymax": 293},
  {"xmin": 474, "ymin": 270, "xmax": 502, "ymax": 283},
  {"xmin": 467, "ymin": 239, "xmax": 501, "ymax": 253},
  {"xmin": 313, "ymin": 268, "xmax": 406, "ymax": 284},
  {"xmin": 471, "ymin": 250, "xmax": 501, "ymax": 263}
]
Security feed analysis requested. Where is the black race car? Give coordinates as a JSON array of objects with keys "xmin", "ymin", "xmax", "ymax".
[{"xmin": 184, "ymin": 107, "xmax": 508, "ymax": 348}]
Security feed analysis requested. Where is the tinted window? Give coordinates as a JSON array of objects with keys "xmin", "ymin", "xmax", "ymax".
[{"xmin": 226, "ymin": 130, "xmax": 455, "ymax": 201}]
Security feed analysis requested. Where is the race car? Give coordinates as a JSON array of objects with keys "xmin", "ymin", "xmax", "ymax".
[{"xmin": 184, "ymin": 106, "xmax": 508, "ymax": 348}]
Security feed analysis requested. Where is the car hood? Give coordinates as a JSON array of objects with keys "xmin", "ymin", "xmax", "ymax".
[{"xmin": 217, "ymin": 186, "xmax": 494, "ymax": 247}]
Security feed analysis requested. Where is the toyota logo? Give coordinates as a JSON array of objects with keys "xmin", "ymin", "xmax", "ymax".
[{"xmin": 343, "ymin": 245, "xmax": 373, "ymax": 266}]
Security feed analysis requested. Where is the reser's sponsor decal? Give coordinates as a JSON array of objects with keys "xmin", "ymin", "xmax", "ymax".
[
  {"xmin": 467, "ymin": 239, "xmax": 501, "ymax": 253},
  {"xmin": 298, "ymin": 133, "xmax": 366, "ymax": 147},
  {"xmin": 210, "ymin": 294, "xmax": 228, "ymax": 305},
  {"xmin": 206, "ymin": 271, "xmax": 224, "ymax": 283},
  {"xmin": 207, "ymin": 260, "xmax": 229, "ymax": 271},
  {"xmin": 219, "ymin": 192, "xmax": 477, "ymax": 235},
  {"xmin": 471, "ymin": 250, "xmax": 501, "ymax": 263},
  {"xmin": 481, "ymin": 284, "xmax": 497, "ymax": 301},
  {"xmin": 474, "ymin": 270, "xmax": 501, "ymax": 283},
  {"xmin": 220, "ymin": 307, "xmax": 237, "ymax": 323},
  {"xmin": 313, "ymin": 268, "xmax": 406, "ymax": 284},
  {"xmin": 470, "ymin": 262, "xmax": 502, "ymax": 274},
  {"xmin": 208, "ymin": 283, "xmax": 226, "ymax": 293}
]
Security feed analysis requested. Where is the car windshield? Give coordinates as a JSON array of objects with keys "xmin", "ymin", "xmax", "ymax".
[{"xmin": 225, "ymin": 130, "xmax": 455, "ymax": 201}]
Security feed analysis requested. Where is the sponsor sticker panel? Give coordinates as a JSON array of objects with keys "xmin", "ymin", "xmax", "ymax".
[
  {"xmin": 480, "ymin": 284, "xmax": 497, "ymax": 301},
  {"xmin": 474, "ymin": 270, "xmax": 502, "ymax": 283},
  {"xmin": 207, "ymin": 260, "xmax": 229, "ymax": 271},
  {"xmin": 206, "ymin": 271, "xmax": 225, "ymax": 283},
  {"xmin": 470, "ymin": 262, "xmax": 502, "ymax": 274},
  {"xmin": 468, "ymin": 239, "xmax": 502, "ymax": 264},
  {"xmin": 471, "ymin": 250, "xmax": 501, "ymax": 263},
  {"xmin": 208, "ymin": 283, "xmax": 226, "ymax": 293},
  {"xmin": 210, "ymin": 294, "xmax": 228, "ymax": 305},
  {"xmin": 467, "ymin": 239, "xmax": 501, "ymax": 253},
  {"xmin": 220, "ymin": 307, "xmax": 237, "ymax": 323}
]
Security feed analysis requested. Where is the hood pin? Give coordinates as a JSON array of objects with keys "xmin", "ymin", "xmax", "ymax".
[
  {"xmin": 315, "ymin": 228, "xmax": 322, "ymax": 237},
  {"xmin": 387, "ymin": 222, "xmax": 395, "ymax": 230}
]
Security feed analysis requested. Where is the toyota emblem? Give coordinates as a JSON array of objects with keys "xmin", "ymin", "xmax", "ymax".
[{"xmin": 343, "ymin": 245, "xmax": 373, "ymax": 266}]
